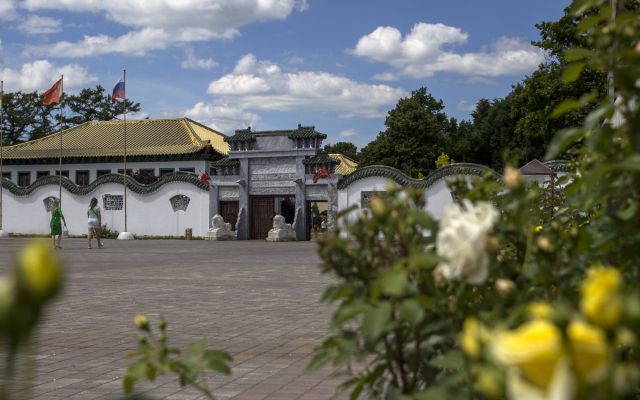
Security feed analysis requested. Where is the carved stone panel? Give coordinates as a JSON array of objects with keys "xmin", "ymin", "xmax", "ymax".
[
  {"xmin": 251, "ymin": 173, "xmax": 296, "ymax": 181},
  {"xmin": 219, "ymin": 186, "xmax": 239, "ymax": 200},
  {"xmin": 250, "ymin": 157, "xmax": 296, "ymax": 165},
  {"xmin": 361, "ymin": 191, "xmax": 387, "ymax": 208},
  {"xmin": 306, "ymin": 185, "xmax": 328, "ymax": 200},
  {"xmin": 102, "ymin": 194, "xmax": 124, "ymax": 210},
  {"xmin": 170, "ymin": 195, "xmax": 191, "ymax": 212},
  {"xmin": 43, "ymin": 196, "xmax": 60, "ymax": 212},
  {"xmin": 250, "ymin": 164, "xmax": 296, "ymax": 175},
  {"xmin": 251, "ymin": 181, "xmax": 295, "ymax": 188},
  {"xmin": 250, "ymin": 187, "xmax": 296, "ymax": 195}
]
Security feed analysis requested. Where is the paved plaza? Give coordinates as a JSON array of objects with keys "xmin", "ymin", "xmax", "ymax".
[{"xmin": 0, "ymin": 238, "xmax": 347, "ymax": 400}]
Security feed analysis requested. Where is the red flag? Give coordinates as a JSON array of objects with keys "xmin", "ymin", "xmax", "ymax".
[
  {"xmin": 199, "ymin": 171, "xmax": 210, "ymax": 185},
  {"xmin": 43, "ymin": 79, "xmax": 62, "ymax": 105},
  {"xmin": 312, "ymin": 168, "xmax": 330, "ymax": 184}
]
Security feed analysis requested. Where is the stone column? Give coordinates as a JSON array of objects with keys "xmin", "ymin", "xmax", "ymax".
[
  {"xmin": 274, "ymin": 197, "xmax": 281, "ymax": 215},
  {"xmin": 209, "ymin": 185, "xmax": 219, "ymax": 229},
  {"xmin": 327, "ymin": 176, "xmax": 340, "ymax": 231},
  {"xmin": 237, "ymin": 158, "xmax": 250, "ymax": 240},
  {"xmin": 294, "ymin": 156, "xmax": 307, "ymax": 241}
]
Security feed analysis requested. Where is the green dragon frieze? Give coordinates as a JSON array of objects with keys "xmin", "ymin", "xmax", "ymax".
[{"xmin": 1, "ymin": 172, "xmax": 209, "ymax": 197}]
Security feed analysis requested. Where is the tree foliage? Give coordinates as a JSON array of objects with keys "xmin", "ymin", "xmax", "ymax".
[
  {"xmin": 1, "ymin": 85, "xmax": 141, "ymax": 145},
  {"xmin": 324, "ymin": 142, "xmax": 359, "ymax": 161},
  {"xmin": 359, "ymin": 88, "xmax": 451, "ymax": 177}
]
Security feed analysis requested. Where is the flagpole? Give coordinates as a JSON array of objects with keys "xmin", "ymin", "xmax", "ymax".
[
  {"xmin": 0, "ymin": 80, "xmax": 5, "ymax": 237},
  {"xmin": 123, "ymin": 69, "xmax": 127, "ymax": 233},
  {"xmin": 59, "ymin": 75, "xmax": 63, "ymax": 206}
]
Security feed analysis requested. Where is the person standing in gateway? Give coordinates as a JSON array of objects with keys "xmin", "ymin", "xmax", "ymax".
[
  {"xmin": 50, "ymin": 200, "xmax": 67, "ymax": 249},
  {"xmin": 87, "ymin": 197, "xmax": 104, "ymax": 249}
]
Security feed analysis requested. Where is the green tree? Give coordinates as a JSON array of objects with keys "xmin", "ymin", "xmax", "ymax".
[
  {"xmin": 358, "ymin": 87, "xmax": 450, "ymax": 177},
  {"xmin": 434, "ymin": 152, "xmax": 454, "ymax": 169},
  {"xmin": 323, "ymin": 142, "xmax": 359, "ymax": 161},
  {"xmin": 63, "ymin": 85, "xmax": 141, "ymax": 128},
  {"xmin": 0, "ymin": 91, "xmax": 56, "ymax": 144}
]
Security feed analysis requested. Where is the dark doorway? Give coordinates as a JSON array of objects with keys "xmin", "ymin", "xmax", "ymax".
[
  {"xmin": 251, "ymin": 197, "xmax": 274, "ymax": 240},
  {"xmin": 281, "ymin": 198, "xmax": 295, "ymax": 225},
  {"xmin": 220, "ymin": 201, "xmax": 239, "ymax": 231}
]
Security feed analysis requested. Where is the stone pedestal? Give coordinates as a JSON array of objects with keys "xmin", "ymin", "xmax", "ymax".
[
  {"xmin": 206, "ymin": 214, "xmax": 237, "ymax": 241},
  {"xmin": 266, "ymin": 215, "xmax": 297, "ymax": 242},
  {"xmin": 118, "ymin": 232, "xmax": 134, "ymax": 240}
]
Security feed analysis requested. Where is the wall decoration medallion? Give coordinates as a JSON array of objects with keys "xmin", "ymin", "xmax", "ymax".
[
  {"xmin": 43, "ymin": 196, "xmax": 60, "ymax": 212},
  {"xmin": 170, "ymin": 195, "xmax": 191, "ymax": 212}
]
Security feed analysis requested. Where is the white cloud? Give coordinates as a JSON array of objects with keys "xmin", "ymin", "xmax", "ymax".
[
  {"xmin": 0, "ymin": 60, "xmax": 98, "ymax": 92},
  {"xmin": 285, "ymin": 56, "xmax": 304, "ymax": 64},
  {"xmin": 349, "ymin": 23, "xmax": 545, "ymax": 81},
  {"xmin": 18, "ymin": 15, "xmax": 62, "ymax": 34},
  {"xmin": 183, "ymin": 102, "xmax": 261, "ymax": 135},
  {"xmin": 0, "ymin": 0, "xmax": 19, "ymax": 21},
  {"xmin": 24, "ymin": 27, "xmax": 237, "ymax": 58},
  {"xmin": 464, "ymin": 76, "xmax": 497, "ymax": 85},
  {"xmin": 181, "ymin": 49, "xmax": 218, "ymax": 70},
  {"xmin": 206, "ymin": 54, "xmax": 408, "ymax": 117},
  {"xmin": 456, "ymin": 100, "xmax": 477, "ymax": 112},
  {"xmin": 338, "ymin": 129, "xmax": 358, "ymax": 138}
]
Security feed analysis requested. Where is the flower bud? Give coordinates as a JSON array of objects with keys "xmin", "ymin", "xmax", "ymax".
[
  {"xmin": 17, "ymin": 241, "xmax": 62, "ymax": 304},
  {"xmin": 134, "ymin": 314, "xmax": 149, "ymax": 331},
  {"xmin": 495, "ymin": 279, "xmax": 516, "ymax": 297},
  {"xmin": 503, "ymin": 166, "xmax": 523, "ymax": 189},
  {"xmin": 476, "ymin": 367, "xmax": 504, "ymax": 399},
  {"xmin": 534, "ymin": 226, "xmax": 543, "ymax": 233},
  {"xmin": 537, "ymin": 237, "xmax": 551, "ymax": 251},
  {"xmin": 485, "ymin": 236, "xmax": 499, "ymax": 252},
  {"xmin": 369, "ymin": 197, "xmax": 386, "ymax": 218},
  {"xmin": 158, "ymin": 315, "xmax": 167, "ymax": 330},
  {"xmin": 551, "ymin": 221, "xmax": 560, "ymax": 231}
]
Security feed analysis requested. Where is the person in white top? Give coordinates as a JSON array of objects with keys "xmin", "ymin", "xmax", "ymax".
[{"xmin": 87, "ymin": 197, "xmax": 104, "ymax": 249}]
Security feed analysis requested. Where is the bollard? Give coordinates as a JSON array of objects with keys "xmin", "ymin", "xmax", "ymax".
[{"xmin": 185, "ymin": 228, "xmax": 192, "ymax": 240}]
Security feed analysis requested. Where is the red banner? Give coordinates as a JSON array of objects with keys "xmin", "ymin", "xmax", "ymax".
[
  {"xmin": 312, "ymin": 168, "xmax": 330, "ymax": 183},
  {"xmin": 43, "ymin": 79, "xmax": 62, "ymax": 105}
]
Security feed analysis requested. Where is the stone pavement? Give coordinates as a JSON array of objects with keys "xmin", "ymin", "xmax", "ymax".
[{"xmin": 0, "ymin": 238, "xmax": 349, "ymax": 400}]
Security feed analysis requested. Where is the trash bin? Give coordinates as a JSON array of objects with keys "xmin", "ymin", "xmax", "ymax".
[{"xmin": 185, "ymin": 228, "xmax": 192, "ymax": 240}]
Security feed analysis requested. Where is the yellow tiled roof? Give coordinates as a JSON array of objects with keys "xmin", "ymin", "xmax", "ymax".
[
  {"xmin": 2, "ymin": 118, "xmax": 229, "ymax": 159},
  {"xmin": 329, "ymin": 154, "xmax": 358, "ymax": 175}
]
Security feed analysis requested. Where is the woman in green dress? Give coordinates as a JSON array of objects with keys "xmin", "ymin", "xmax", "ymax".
[{"xmin": 50, "ymin": 200, "xmax": 67, "ymax": 249}]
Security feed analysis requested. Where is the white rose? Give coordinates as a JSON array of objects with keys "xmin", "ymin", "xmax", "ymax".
[{"xmin": 434, "ymin": 200, "xmax": 498, "ymax": 285}]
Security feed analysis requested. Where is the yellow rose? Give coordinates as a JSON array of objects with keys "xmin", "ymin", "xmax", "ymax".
[
  {"xmin": 567, "ymin": 321, "xmax": 608, "ymax": 383},
  {"xmin": 17, "ymin": 241, "xmax": 62, "ymax": 304},
  {"xmin": 580, "ymin": 266, "xmax": 623, "ymax": 329},
  {"xmin": 492, "ymin": 320, "xmax": 563, "ymax": 390},
  {"xmin": 535, "ymin": 226, "xmax": 543, "ymax": 233},
  {"xmin": 460, "ymin": 317, "xmax": 489, "ymax": 359},
  {"xmin": 528, "ymin": 302, "xmax": 553, "ymax": 320},
  {"xmin": 476, "ymin": 366, "xmax": 504, "ymax": 399}
]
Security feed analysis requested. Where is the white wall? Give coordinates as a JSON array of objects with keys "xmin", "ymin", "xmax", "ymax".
[
  {"xmin": 336, "ymin": 176, "xmax": 455, "ymax": 221},
  {"xmin": 1, "ymin": 160, "xmax": 208, "ymax": 185},
  {"xmin": 2, "ymin": 181, "xmax": 210, "ymax": 237}
]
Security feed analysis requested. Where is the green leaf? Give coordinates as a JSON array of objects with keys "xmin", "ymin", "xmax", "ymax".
[
  {"xmin": 350, "ymin": 381, "xmax": 364, "ymax": 400},
  {"xmin": 550, "ymin": 99, "xmax": 580, "ymax": 118},
  {"xmin": 361, "ymin": 302, "xmax": 392, "ymax": 340},
  {"xmin": 398, "ymin": 300, "xmax": 424, "ymax": 325},
  {"xmin": 409, "ymin": 252, "xmax": 445, "ymax": 270},
  {"xmin": 203, "ymin": 350, "xmax": 232, "ymax": 362},
  {"xmin": 179, "ymin": 366, "xmax": 200, "ymax": 386},
  {"xmin": 544, "ymin": 128, "xmax": 585, "ymax": 160},
  {"xmin": 185, "ymin": 338, "xmax": 207, "ymax": 356},
  {"xmin": 126, "ymin": 361, "xmax": 148, "ymax": 382},
  {"xmin": 613, "ymin": 154, "xmax": 640, "ymax": 171},
  {"xmin": 147, "ymin": 365, "xmax": 157, "ymax": 381},
  {"xmin": 123, "ymin": 376, "xmax": 135, "ymax": 393},
  {"xmin": 305, "ymin": 350, "xmax": 335, "ymax": 372},
  {"xmin": 379, "ymin": 268, "xmax": 408, "ymax": 296},
  {"xmin": 206, "ymin": 360, "xmax": 231, "ymax": 374},
  {"xmin": 617, "ymin": 199, "xmax": 637, "ymax": 221},
  {"xmin": 562, "ymin": 62, "xmax": 585, "ymax": 83},
  {"xmin": 429, "ymin": 349, "xmax": 464, "ymax": 369},
  {"xmin": 564, "ymin": 48, "xmax": 593, "ymax": 61},
  {"xmin": 333, "ymin": 300, "xmax": 368, "ymax": 326}
]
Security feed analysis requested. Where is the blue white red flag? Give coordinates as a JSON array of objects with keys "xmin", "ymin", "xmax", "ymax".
[
  {"xmin": 112, "ymin": 76, "xmax": 125, "ymax": 103},
  {"xmin": 285, "ymin": 197, "xmax": 295, "ymax": 207}
]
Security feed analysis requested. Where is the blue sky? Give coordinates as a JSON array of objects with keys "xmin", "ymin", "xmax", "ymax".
[{"xmin": 0, "ymin": 0, "xmax": 569, "ymax": 149}]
